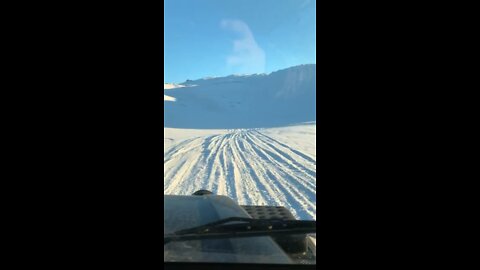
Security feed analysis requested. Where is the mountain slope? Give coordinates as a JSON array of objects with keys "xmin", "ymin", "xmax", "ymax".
[{"xmin": 164, "ymin": 64, "xmax": 316, "ymax": 129}]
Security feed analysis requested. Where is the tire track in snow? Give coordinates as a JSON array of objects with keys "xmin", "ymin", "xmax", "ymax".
[
  {"xmin": 243, "ymin": 132, "xmax": 317, "ymax": 192},
  {"xmin": 163, "ymin": 129, "xmax": 316, "ymax": 220}
]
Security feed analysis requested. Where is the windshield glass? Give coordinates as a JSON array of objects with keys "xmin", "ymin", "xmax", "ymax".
[{"xmin": 164, "ymin": 0, "xmax": 316, "ymax": 265}]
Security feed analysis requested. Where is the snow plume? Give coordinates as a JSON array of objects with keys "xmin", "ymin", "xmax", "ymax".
[{"xmin": 221, "ymin": 19, "xmax": 265, "ymax": 75}]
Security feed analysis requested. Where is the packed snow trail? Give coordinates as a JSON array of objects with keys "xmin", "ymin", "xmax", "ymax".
[{"xmin": 164, "ymin": 129, "xmax": 316, "ymax": 220}]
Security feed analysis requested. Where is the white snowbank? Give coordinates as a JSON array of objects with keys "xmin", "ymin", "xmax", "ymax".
[
  {"xmin": 164, "ymin": 83, "xmax": 185, "ymax": 90},
  {"xmin": 164, "ymin": 95, "xmax": 176, "ymax": 102}
]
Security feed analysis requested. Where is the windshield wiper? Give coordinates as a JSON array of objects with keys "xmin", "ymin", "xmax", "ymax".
[{"xmin": 164, "ymin": 217, "xmax": 316, "ymax": 245}]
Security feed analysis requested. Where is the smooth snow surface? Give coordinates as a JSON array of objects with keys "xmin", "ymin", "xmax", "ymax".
[{"xmin": 164, "ymin": 65, "xmax": 316, "ymax": 221}]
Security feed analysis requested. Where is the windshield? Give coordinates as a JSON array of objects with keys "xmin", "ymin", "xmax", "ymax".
[{"xmin": 164, "ymin": 0, "xmax": 316, "ymax": 266}]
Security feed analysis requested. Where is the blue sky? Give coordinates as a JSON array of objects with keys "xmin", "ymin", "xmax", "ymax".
[{"xmin": 164, "ymin": 0, "xmax": 316, "ymax": 83}]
